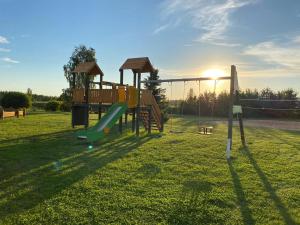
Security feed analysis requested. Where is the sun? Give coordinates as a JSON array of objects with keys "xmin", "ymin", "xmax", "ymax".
[
  {"xmin": 202, "ymin": 69, "xmax": 226, "ymax": 90},
  {"xmin": 202, "ymin": 69, "xmax": 225, "ymax": 79}
]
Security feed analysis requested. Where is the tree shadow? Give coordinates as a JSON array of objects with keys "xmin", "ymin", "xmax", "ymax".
[
  {"xmin": 241, "ymin": 146, "xmax": 297, "ymax": 225},
  {"xmin": 0, "ymin": 130, "xmax": 153, "ymax": 219},
  {"xmin": 227, "ymin": 159, "xmax": 255, "ymax": 225},
  {"xmin": 167, "ymin": 180, "xmax": 219, "ymax": 225}
]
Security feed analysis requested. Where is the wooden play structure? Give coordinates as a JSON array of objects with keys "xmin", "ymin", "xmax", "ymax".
[
  {"xmin": 71, "ymin": 58, "xmax": 163, "ymax": 142},
  {"xmin": 71, "ymin": 58, "xmax": 245, "ymax": 159},
  {"xmin": 0, "ymin": 107, "xmax": 26, "ymax": 120}
]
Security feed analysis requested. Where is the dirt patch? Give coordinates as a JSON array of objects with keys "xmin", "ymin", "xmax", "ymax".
[{"xmin": 234, "ymin": 119, "xmax": 300, "ymax": 131}]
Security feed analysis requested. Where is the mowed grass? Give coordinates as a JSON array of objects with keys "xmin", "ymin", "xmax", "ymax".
[{"xmin": 0, "ymin": 113, "xmax": 299, "ymax": 224}]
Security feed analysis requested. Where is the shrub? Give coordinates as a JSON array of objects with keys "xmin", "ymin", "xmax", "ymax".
[
  {"xmin": 32, "ymin": 101, "xmax": 48, "ymax": 110},
  {"xmin": 45, "ymin": 101, "xmax": 61, "ymax": 111},
  {"xmin": 1, "ymin": 92, "xmax": 31, "ymax": 109},
  {"xmin": 60, "ymin": 102, "xmax": 71, "ymax": 112}
]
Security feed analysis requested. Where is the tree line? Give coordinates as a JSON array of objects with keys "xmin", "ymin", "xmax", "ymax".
[{"xmin": 168, "ymin": 88, "xmax": 300, "ymax": 119}]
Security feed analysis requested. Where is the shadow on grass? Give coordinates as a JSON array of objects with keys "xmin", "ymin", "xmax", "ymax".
[
  {"xmin": 0, "ymin": 129, "xmax": 153, "ymax": 219},
  {"xmin": 241, "ymin": 146, "xmax": 297, "ymax": 225},
  {"xmin": 227, "ymin": 160, "xmax": 255, "ymax": 225},
  {"xmin": 167, "ymin": 180, "xmax": 219, "ymax": 225}
]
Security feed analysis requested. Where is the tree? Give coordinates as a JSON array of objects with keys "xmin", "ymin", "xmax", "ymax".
[
  {"xmin": 63, "ymin": 45, "xmax": 97, "ymax": 88},
  {"xmin": 144, "ymin": 69, "xmax": 167, "ymax": 105},
  {"xmin": 144, "ymin": 69, "xmax": 168, "ymax": 120}
]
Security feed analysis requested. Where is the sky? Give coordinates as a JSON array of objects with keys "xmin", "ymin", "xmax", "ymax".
[{"xmin": 0, "ymin": 0, "xmax": 299, "ymax": 97}]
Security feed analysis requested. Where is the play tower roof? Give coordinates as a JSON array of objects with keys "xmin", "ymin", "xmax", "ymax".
[
  {"xmin": 120, "ymin": 57, "xmax": 155, "ymax": 73},
  {"xmin": 73, "ymin": 62, "xmax": 104, "ymax": 76}
]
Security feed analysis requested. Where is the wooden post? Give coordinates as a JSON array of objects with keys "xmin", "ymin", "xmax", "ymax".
[
  {"xmin": 160, "ymin": 112, "xmax": 164, "ymax": 132},
  {"xmin": 85, "ymin": 73, "xmax": 90, "ymax": 128},
  {"xmin": 226, "ymin": 65, "xmax": 235, "ymax": 159},
  {"xmin": 72, "ymin": 73, "xmax": 76, "ymax": 89},
  {"xmin": 148, "ymin": 106, "xmax": 152, "ymax": 134},
  {"xmin": 235, "ymin": 89, "xmax": 246, "ymax": 147},
  {"xmin": 99, "ymin": 75, "xmax": 103, "ymax": 120},
  {"xmin": 119, "ymin": 69, "xmax": 124, "ymax": 133},
  {"xmin": 71, "ymin": 72, "xmax": 76, "ymax": 128},
  {"xmin": 132, "ymin": 72, "xmax": 137, "ymax": 132},
  {"xmin": 136, "ymin": 72, "xmax": 141, "ymax": 136}
]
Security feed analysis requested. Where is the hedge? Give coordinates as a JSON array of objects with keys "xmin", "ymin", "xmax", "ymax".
[{"xmin": 1, "ymin": 92, "xmax": 31, "ymax": 109}]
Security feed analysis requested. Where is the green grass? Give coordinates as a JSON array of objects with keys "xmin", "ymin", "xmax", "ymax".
[{"xmin": 0, "ymin": 113, "xmax": 299, "ymax": 224}]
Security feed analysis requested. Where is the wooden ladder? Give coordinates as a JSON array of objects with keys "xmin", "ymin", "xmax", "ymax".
[{"xmin": 140, "ymin": 91, "xmax": 163, "ymax": 132}]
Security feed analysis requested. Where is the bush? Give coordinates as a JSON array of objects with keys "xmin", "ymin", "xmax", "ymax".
[
  {"xmin": 32, "ymin": 101, "xmax": 48, "ymax": 110},
  {"xmin": 60, "ymin": 102, "xmax": 71, "ymax": 112},
  {"xmin": 45, "ymin": 101, "xmax": 61, "ymax": 111},
  {"xmin": 1, "ymin": 92, "xmax": 31, "ymax": 109}
]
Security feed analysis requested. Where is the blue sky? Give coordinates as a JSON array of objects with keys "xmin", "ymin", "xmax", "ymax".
[{"xmin": 0, "ymin": 0, "xmax": 299, "ymax": 96}]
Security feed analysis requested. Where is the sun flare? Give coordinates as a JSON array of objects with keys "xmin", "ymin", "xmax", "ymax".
[
  {"xmin": 202, "ymin": 69, "xmax": 225, "ymax": 79},
  {"xmin": 202, "ymin": 69, "xmax": 226, "ymax": 91}
]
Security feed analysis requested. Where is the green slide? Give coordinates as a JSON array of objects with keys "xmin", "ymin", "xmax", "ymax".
[{"xmin": 77, "ymin": 103, "xmax": 128, "ymax": 143}]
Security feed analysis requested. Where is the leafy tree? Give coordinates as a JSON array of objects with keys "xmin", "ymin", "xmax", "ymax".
[
  {"xmin": 260, "ymin": 88, "xmax": 276, "ymax": 99},
  {"xmin": 277, "ymin": 89, "xmax": 298, "ymax": 100},
  {"xmin": 63, "ymin": 45, "xmax": 97, "ymax": 88}
]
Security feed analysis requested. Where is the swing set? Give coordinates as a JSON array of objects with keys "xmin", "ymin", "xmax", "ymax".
[
  {"xmin": 168, "ymin": 78, "xmax": 218, "ymax": 134},
  {"xmin": 141, "ymin": 65, "xmax": 246, "ymax": 159}
]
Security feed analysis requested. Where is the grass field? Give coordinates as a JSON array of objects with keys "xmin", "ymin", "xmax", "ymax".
[{"xmin": 0, "ymin": 113, "xmax": 299, "ymax": 224}]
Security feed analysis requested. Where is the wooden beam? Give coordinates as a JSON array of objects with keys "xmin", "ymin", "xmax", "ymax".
[{"xmin": 141, "ymin": 76, "xmax": 231, "ymax": 84}]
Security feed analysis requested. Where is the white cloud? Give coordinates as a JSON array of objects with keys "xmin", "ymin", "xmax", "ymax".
[
  {"xmin": 0, "ymin": 48, "xmax": 11, "ymax": 52},
  {"xmin": 0, "ymin": 35, "xmax": 9, "ymax": 44},
  {"xmin": 292, "ymin": 35, "xmax": 300, "ymax": 44},
  {"xmin": 243, "ymin": 39, "xmax": 300, "ymax": 70},
  {"xmin": 160, "ymin": 0, "xmax": 256, "ymax": 46},
  {"xmin": 1, "ymin": 57, "xmax": 20, "ymax": 64},
  {"xmin": 153, "ymin": 24, "xmax": 170, "ymax": 35}
]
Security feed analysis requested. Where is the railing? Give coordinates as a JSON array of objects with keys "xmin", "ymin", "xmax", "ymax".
[
  {"xmin": 141, "ymin": 90, "xmax": 162, "ymax": 130},
  {"xmin": 73, "ymin": 89, "xmax": 118, "ymax": 104}
]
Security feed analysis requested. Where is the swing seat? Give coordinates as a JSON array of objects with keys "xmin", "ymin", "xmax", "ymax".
[{"xmin": 199, "ymin": 126, "xmax": 213, "ymax": 135}]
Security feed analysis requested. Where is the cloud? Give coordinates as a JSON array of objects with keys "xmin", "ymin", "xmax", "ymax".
[
  {"xmin": 0, "ymin": 48, "xmax": 11, "ymax": 52},
  {"xmin": 1, "ymin": 57, "xmax": 20, "ymax": 64},
  {"xmin": 153, "ymin": 24, "xmax": 170, "ymax": 35},
  {"xmin": 0, "ymin": 35, "xmax": 9, "ymax": 44},
  {"xmin": 243, "ymin": 38, "xmax": 300, "ymax": 70},
  {"xmin": 160, "ymin": 0, "xmax": 257, "ymax": 46}
]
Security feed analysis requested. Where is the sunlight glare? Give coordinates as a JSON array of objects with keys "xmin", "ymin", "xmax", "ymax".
[
  {"xmin": 202, "ymin": 69, "xmax": 225, "ymax": 79},
  {"xmin": 202, "ymin": 69, "xmax": 226, "ymax": 91}
]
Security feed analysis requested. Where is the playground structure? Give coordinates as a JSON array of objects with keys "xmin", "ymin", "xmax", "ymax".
[
  {"xmin": 141, "ymin": 65, "xmax": 246, "ymax": 159},
  {"xmin": 0, "ymin": 107, "xmax": 26, "ymax": 120},
  {"xmin": 71, "ymin": 57, "xmax": 245, "ymax": 158},
  {"xmin": 71, "ymin": 58, "xmax": 163, "ymax": 142}
]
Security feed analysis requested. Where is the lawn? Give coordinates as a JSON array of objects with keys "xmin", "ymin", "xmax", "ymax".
[{"xmin": 0, "ymin": 113, "xmax": 299, "ymax": 224}]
